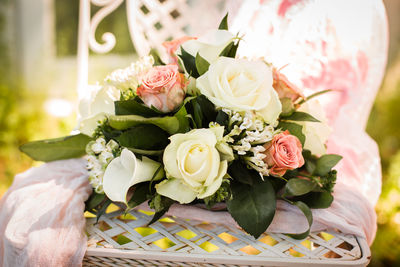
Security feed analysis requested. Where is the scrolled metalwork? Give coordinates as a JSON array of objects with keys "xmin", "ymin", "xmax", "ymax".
[{"xmin": 88, "ymin": 0, "xmax": 124, "ymax": 54}]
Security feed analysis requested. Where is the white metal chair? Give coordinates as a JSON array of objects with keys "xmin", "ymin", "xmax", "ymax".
[{"xmin": 78, "ymin": 0, "xmax": 371, "ymax": 266}]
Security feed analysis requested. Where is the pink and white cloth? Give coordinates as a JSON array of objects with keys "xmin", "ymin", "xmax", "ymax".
[{"xmin": 0, "ymin": 0, "xmax": 388, "ymax": 266}]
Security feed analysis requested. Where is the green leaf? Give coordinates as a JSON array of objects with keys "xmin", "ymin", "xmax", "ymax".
[
  {"xmin": 187, "ymin": 95, "xmax": 217, "ymax": 128},
  {"xmin": 192, "ymin": 99, "xmax": 203, "ymax": 128},
  {"xmin": 284, "ymin": 178, "xmax": 316, "ymax": 197},
  {"xmin": 282, "ymin": 111, "xmax": 320, "ymax": 122},
  {"xmin": 218, "ymin": 13, "xmax": 229, "ymax": 30},
  {"xmin": 96, "ymin": 198, "xmax": 112, "ymax": 223},
  {"xmin": 85, "ymin": 192, "xmax": 106, "ymax": 211},
  {"xmin": 298, "ymin": 89, "xmax": 333, "ymax": 105},
  {"xmin": 149, "ymin": 48, "xmax": 165, "ymax": 66},
  {"xmin": 20, "ymin": 134, "xmax": 92, "ymax": 162},
  {"xmin": 116, "ymin": 125, "xmax": 169, "ymax": 150},
  {"xmin": 196, "ymin": 95, "xmax": 217, "ymax": 125},
  {"xmin": 128, "ymin": 148, "xmax": 163, "ymax": 156},
  {"xmin": 286, "ymin": 201, "xmax": 313, "ymax": 240},
  {"xmin": 314, "ymin": 154, "xmax": 342, "ymax": 176},
  {"xmin": 228, "ymin": 160, "xmax": 258, "ymax": 185},
  {"xmin": 269, "ymin": 177, "xmax": 287, "ymax": 193},
  {"xmin": 302, "ymin": 150, "xmax": 317, "ymax": 174},
  {"xmin": 174, "ymin": 105, "xmax": 190, "ymax": 133},
  {"xmin": 219, "ymin": 41, "xmax": 239, "ymax": 58},
  {"xmin": 227, "ymin": 179, "xmax": 276, "ymax": 238},
  {"xmin": 147, "ymin": 209, "xmax": 168, "ymax": 225},
  {"xmin": 278, "ymin": 121, "xmax": 305, "ymax": 146},
  {"xmin": 149, "ymin": 165, "xmax": 164, "ymax": 189},
  {"xmin": 195, "ymin": 53, "xmax": 210, "ymax": 75},
  {"xmin": 178, "ymin": 47, "xmax": 199, "ymax": 78},
  {"xmin": 280, "ymin": 97, "xmax": 295, "ymax": 117},
  {"xmin": 115, "ymin": 99, "xmax": 162, "ymax": 117},
  {"xmin": 127, "ymin": 182, "xmax": 151, "ymax": 210},
  {"xmin": 147, "ymin": 195, "xmax": 175, "ymax": 225},
  {"xmin": 216, "ymin": 110, "xmax": 229, "ymax": 128},
  {"xmin": 294, "ymin": 191, "xmax": 334, "ymax": 209},
  {"xmin": 108, "ymin": 114, "xmax": 180, "ymax": 134}
]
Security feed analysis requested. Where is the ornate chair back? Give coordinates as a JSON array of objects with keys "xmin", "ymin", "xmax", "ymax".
[{"xmin": 76, "ymin": 0, "xmax": 227, "ymax": 98}]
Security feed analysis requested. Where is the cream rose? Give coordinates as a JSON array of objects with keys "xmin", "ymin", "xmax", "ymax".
[
  {"xmin": 181, "ymin": 29, "xmax": 235, "ymax": 63},
  {"xmin": 156, "ymin": 127, "xmax": 230, "ymax": 204},
  {"xmin": 298, "ymin": 99, "xmax": 332, "ymax": 156},
  {"xmin": 197, "ymin": 57, "xmax": 282, "ymax": 125}
]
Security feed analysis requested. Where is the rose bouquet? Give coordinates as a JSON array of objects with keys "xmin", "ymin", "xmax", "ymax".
[{"xmin": 21, "ymin": 15, "xmax": 341, "ymax": 239}]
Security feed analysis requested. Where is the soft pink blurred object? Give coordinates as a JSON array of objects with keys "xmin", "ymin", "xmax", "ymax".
[
  {"xmin": 0, "ymin": 0, "xmax": 388, "ymax": 265},
  {"xmin": 0, "ymin": 159, "xmax": 91, "ymax": 267}
]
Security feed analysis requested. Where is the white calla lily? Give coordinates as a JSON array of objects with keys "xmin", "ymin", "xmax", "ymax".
[
  {"xmin": 77, "ymin": 85, "xmax": 120, "ymax": 136},
  {"xmin": 103, "ymin": 149, "xmax": 164, "ymax": 203},
  {"xmin": 181, "ymin": 29, "xmax": 235, "ymax": 63}
]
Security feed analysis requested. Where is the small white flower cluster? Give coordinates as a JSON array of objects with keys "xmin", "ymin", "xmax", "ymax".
[
  {"xmin": 85, "ymin": 137, "xmax": 120, "ymax": 193},
  {"xmin": 222, "ymin": 109, "xmax": 279, "ymax": 176},
  {"xmin": 104, "ymin": 55, "xmax": 154, "ymax": 91}
]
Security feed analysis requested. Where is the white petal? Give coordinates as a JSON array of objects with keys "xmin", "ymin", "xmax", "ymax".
[
  {"xmin": 91, "ymin": 85, "xmax": 119, "ymax": 115},
  {"xmin": 257, "ymin": 89, "xmax": 282, "ymax": 125},
  {"xmin": 216, "ymin": 141, "xmax": 234, "ymax": 162},
  {"xmin": 79, "ymin": 112, "xmax": 107, "ymax": 136},
  {"xmin": 103, "ymin": 149, "xmax": 162, "ymax": 203},
  {"xmin": 198, "ymin": 160, "xmax": 228, "ymax": 199},
  {"xmin": 203, "ymin": 148, "xmax": 220, "ymax": 187},
  {"xmin": 163, "ymin": 136, "xmax": 183, "ymax": 179},
  {"xmin": 181, "ymin": 30, "xmax": 234, "ymax": 63},
  {"xmin": 209, "ymin": 126, "xmax": 225, "ymax": 141},
  {"xmin": 103, "ymin": 149, "xmax": 137, "ymax": 203},
  {"xmin": 155, "ymin": 179, "xmax": 197, "ymax": 204},
  {"xmin": 78, "ymin": 84, "xmax": 102, "ymax": 119}
]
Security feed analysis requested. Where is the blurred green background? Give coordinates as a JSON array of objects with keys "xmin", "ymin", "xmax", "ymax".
[{"xmin": 0, "ymin": 0, "xmax": 399, "ymax": 266}]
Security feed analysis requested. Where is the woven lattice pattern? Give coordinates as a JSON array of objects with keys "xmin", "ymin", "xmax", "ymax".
[
  {"xmin": 84, "ymin": 208, "xmax": 368, "ymax": 266},
  {"xmin": 128, "ymin": 0, "xmax": 226, "ymax": 56}
]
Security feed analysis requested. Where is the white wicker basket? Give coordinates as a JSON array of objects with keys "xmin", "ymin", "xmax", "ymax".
[{"xmin": 83, "ymin": 208, "xmax": 370, "ymax": 266}]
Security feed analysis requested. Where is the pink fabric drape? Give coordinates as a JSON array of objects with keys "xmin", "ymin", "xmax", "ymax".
[
  {"xmin": 0, "ymin": 0, "xmax": 388, "ymax": 266},
  {"xmin": 0, "ymin": 160, "xmax": 91, "ymax": 267}
]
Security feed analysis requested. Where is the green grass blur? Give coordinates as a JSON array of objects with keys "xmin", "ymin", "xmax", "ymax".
[{"xmin": 367, "ymin": 59, "xmax": 400, "ymax": 266}]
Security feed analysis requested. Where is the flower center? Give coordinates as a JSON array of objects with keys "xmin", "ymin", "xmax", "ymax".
[{"xmin": 184, "ymin": 144, "xmax": 209, "ymax": 174}]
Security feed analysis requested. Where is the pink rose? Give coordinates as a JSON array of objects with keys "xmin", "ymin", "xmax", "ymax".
[
  {"xmin": 264, "ymin": 130, "xmax": 305, "ymax": 176},
  {"xmin": 137, "ymin": 65, "xmax": 186, "ymax": 112},
  {"xmin": 162, "ymin": 36, "xmax": 197, "ymax": 64},
  {"xmin": 273, "ymin": 67, "xmax": 305, "ymax": 102}
]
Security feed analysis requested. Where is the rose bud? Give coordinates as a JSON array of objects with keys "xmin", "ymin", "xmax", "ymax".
[
  {"xmin": 162, "ymin": 36, "xmax": 197, "ymax": 64},
  {"xmin": 264, "ymin": 130, "xmax": 305, "ymax": 176},
  {"xmin": 137, "ymin": 64, "xmax": 186, "ymax": 113},
  {"xmin": 273, "ymin": 67, "xmax": 305, "ymax": 102}
]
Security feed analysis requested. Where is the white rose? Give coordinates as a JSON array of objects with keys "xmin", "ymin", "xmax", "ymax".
[
  {"xmin": 77, "ymin": 84, "xmax": 120, "ymax": 136},
  {"xmin": 103, "ymin": 149, "xmax": 164, "ymax": 203},
  {"xmin": 181, "ymin": 29, "xmax": 235, "ymax": 63},
  {"xmin": 156, "ymin": 127, "xmax": 229, "ymax": 204},
  {"xmin": 298, "ymin": 100, "xmax": 332, "ymax": 156},
  {"xmin": 197, "ymin": 57, "xmax": 282, "ymax": 125}
]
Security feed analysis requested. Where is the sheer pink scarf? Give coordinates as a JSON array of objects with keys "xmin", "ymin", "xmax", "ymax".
[{"xmin": 0, "ymin": 1, "xmax": 388, "ymax": 266}]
